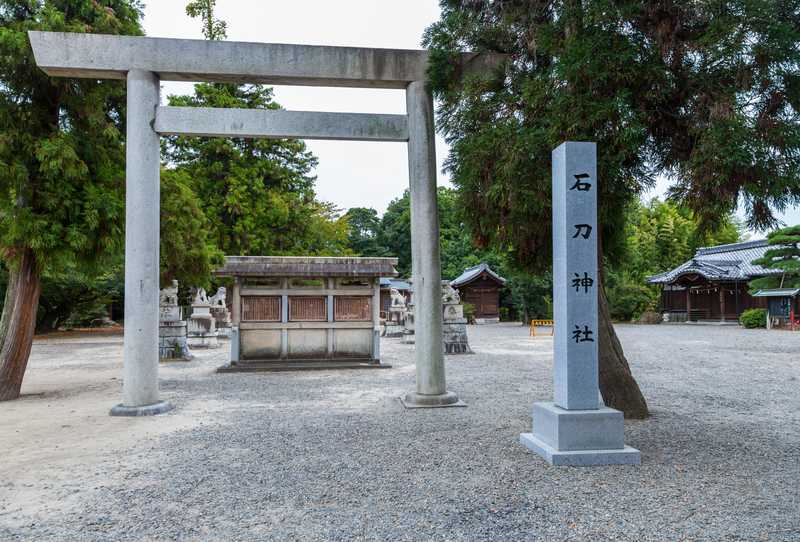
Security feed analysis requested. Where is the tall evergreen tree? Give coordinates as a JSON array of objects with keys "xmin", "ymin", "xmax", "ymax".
[
  {"xmin": 425, "ymin": 0, "xmax": 800, "ymax": 417},
  {"xmin": 0, "ymin": 0, "xmax": 143, "ymax": 401}
]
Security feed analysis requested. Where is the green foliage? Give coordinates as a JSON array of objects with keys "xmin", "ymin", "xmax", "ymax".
[
  {"xmin": 375, "ymin": 192, "xmax": 412, "ymax": 275},
  {"xmin": 185, "ymin": 0, "xmax": 226, "ymax": 40},
  {"xmin": 605, "ymin": 271, "xmax": 657, "ymax": 321},
  {"xmin": 0, "ymin": 262, "xmax": 124, "ymax": 332},
  {"xmin": 344, "ymin": 207, "xmax": 387, "ymax": 257},
  {"xmin": 424, "ymin": 0, "xmax": 800, "ymax": 279},
  {"xmin": 462, "ymin": 302, "xmax": 476, "ymax": 324},
  {"xmin": 160, "ymin": 169, "xmax": 223, "ymax": 288},
  {"xmin": 740, "ymin": 308, "xmax": 767, "ymax": 328},
  {"xmin": 749, "ymin": 225, "xmax": 800, "ymax": 291},
  {"xmin": 38, "ymin": 266, "xmax": 123, "ymax": 330},
  {"xmin": 0, "ymin": 0, "xmax": 143, "ymax": 274},
  {"xmin": 506, "ymin": 272, "xmax": 552, "ymax": 321},
  {"xmin": 165, "ymin": 84, "xmax": 350, "ymax": 257}
]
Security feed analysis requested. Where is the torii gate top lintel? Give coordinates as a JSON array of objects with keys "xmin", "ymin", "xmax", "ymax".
[{"xmin": 28, "ymin": 31, "xmax": 501, "ymax": 89}]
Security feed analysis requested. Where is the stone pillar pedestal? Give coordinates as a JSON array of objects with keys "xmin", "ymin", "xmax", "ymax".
[
  {"xmin": 159, "ymin": 320, "xmax": 192, "ymax": 360},
  {"xmin": 520, "ymin": 403, "xmax": 640, "ymax": 466}
]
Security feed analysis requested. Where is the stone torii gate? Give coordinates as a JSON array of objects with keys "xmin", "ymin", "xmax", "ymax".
[{"xmin": 29, "ymin": 31, "xmax": 499, "ymax": 415}]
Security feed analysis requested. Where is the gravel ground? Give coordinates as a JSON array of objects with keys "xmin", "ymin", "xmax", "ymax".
[{"xmin": 1, "ymin": 323, "xmax": 799, "ymax": 541}]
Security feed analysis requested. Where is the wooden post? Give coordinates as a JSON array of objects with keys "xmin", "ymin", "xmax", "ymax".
[
  {"xmin": 719, "ymin": 286, "xmax": 726, "ymax": 322},
  {"xmin": 686, "ymin": 287, "xmax": 692, "ymax": 322}
]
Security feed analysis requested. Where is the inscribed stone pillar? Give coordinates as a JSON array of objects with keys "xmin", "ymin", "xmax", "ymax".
[
  {"xmin": 520, "ymin": 142, "xmax": 638, "ymax": 464},
  {"xmin": 552, "ymin": 142, "xmax": 599, "ymax": 410},
  {"xmin": 111, "ymin": 70, "xmax": 172, "ymax": 416},
  {"xmin": 401, "ymin": 81, "xmax": 462, "ymax": 408}
]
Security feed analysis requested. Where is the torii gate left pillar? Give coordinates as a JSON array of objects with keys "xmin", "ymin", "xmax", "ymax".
[{"xmin": 109, "ymin": 69, "xmax": 173, "ymax": 416}]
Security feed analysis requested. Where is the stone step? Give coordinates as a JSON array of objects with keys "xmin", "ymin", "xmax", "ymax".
[{"xmin": 217, "ymin": 360, "xmax": 391, "ymax": 373}]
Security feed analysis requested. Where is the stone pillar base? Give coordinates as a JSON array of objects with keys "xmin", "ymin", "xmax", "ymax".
[
  {"xmin": 187, "ymin": 334, "xmax": 220, "ymax": 348},
  {"xmin": 520, "ymin": 402, "xmax": 640, "ymax": 466},
  {"xmin": 110, "ymin": 401, "xmax": 174, "ymax": 417},
  {"xmin": 443, "ymin": 319, "xmax": 471, "ymax": 354},
  {"xmin": 400, "ymin": 391, "xmax": 466, "ymax": 409},
  {"xmin": 383, "ymin": 322, "xmax": 405, "ymax": 338}
]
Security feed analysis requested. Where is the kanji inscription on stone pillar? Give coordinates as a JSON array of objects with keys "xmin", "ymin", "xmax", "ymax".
[{"xmin": 552, "ymin": 141, "xmax": 599, "ymax": 410}]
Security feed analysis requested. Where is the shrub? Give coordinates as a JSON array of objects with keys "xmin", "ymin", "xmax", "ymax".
[
  {"xmin": 608, "ymin": 283, "xmax": 658, "ymax": 321},
  {"xmin": 740, "ymin": 308, "xmax": 767, "ymax": 329},
  {"xmin": 462, "ymin": 303, "xmax": 476, "ymax": 324}
]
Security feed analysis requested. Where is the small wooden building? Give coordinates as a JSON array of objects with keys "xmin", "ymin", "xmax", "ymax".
[
  {"xmin": 216, "ymin": 256, "xmax": 398, "ymax": 369},
  {"xmin": 753, "ymin": 288, "xmax": 800, "ymax": 329},
  {"xmin": 450, "ymin": 263, "xmax": 506, "ymax": 323},
  {"xmin": 648, "ymin": 240, "xmax": 777, "ymax": 322}
]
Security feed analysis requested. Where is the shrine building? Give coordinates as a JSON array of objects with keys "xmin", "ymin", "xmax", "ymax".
[
  {"xmin": 647, "ymin": 240, "xmax": 778, "ymax": 322},
  {"xmin": 216, "ymin": 256, "xmax": 398, "ymax": 370},
  {"xmin": 451, "ymin": 263, "xmax": 507, "ymax": 324}
]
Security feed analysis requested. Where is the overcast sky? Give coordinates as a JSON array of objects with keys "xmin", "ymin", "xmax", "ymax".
[{"xmin": 141, "ymin": 0, "xmax": 798, "ymax": 233}]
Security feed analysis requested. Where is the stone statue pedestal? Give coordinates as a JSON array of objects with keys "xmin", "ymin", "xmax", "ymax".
[
  {"xmin": 441, "ymin": 282, "xmax": 471, "ymax": 354},
  {"xmin": 159, "ymin": 280, "xmax": 192, "ymax": 361},
  {"xmin": 209, "ymin": 287, "xmax": 232, "ymax": 339},
  {"xmin": 402, "ymin": 308, "xmax": 415, "ymax": 344},
  {"xmin": 384, "ymin": 308, "xmax": 406, "ymax": 338},
  {"xmin": 187, "ymin": 289, "xmax": 220, "ymax": 349}
]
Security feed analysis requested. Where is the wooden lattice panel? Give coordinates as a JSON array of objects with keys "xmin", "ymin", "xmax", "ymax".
[
  {"xmin": 335, "ymin": 296, "xmax": 372, "ymax": 322},
  {"xmin": 241, "ymin": 296, "xmax": 281, "ymax": 322},
  {"xmin": 289, "ymin": 296, "xmax": 327, "ymax": 321}
]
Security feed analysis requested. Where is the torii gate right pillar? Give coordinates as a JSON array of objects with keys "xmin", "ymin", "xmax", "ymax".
[{"xmin": 401, "ymin": 81, "xmax": 463, "ymax": 408}]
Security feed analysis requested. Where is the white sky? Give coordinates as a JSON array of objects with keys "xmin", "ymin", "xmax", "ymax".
[{"xmin": 141, "ymin": 0, "xmax": 799, "ymax": 232}]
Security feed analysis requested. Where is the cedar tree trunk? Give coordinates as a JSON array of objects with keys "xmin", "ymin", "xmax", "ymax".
[
  {"xmin": 0, "ymin": 249, "xmax": 42, "ymax": 401},
  {"xmin": 598, "ymin": 274, "xmax": 649, "ymax": 418}
]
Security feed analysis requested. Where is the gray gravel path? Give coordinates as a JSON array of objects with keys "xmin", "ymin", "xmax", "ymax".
[{"xmin": 2, "ymin": 323, "xmax": 799, "ymax": 541}]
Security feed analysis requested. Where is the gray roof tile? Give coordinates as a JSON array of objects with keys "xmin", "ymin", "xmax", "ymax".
[
  {"xmin": 451, "ymin": 262, "xmax": 507, "ymax": 287},
  {"xmin": 648, "ymin": 239, "xmax": 782, "ymax": 284}
]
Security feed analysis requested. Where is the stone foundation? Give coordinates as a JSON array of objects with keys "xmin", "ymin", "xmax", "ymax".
[
  {"xmin": 383, "ymin": 322, "xmax": 405, "ymax": 338},
  {"xmin": 443, "ymin": 319, "xmax": 471, "ymax": 354},
  {"xmin": 188, "ymin": 289, "xmax": 220, "ymax": 348},
  {"xmin": 159, "ymin": 320, "xmax": 192, "ymax": 360}
]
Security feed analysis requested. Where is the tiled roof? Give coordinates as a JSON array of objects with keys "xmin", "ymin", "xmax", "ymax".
[
  {"xmin": 380, "ymin": 278, "xmax": 412, "ymax": 290},
  {"xmin": 648, "ymin": 239, "xmax": 782, "ymax": 284},
  {"xmin": 752, "ymin": 288, "xmax": 800, "ymax": 297},
  {"xmin": 451, "ymin": 262, "xmax": 507, "ymax": 287},
  {"xmin": 216, "ymin": 256, "xmax": 398, "ymax": 277}
]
